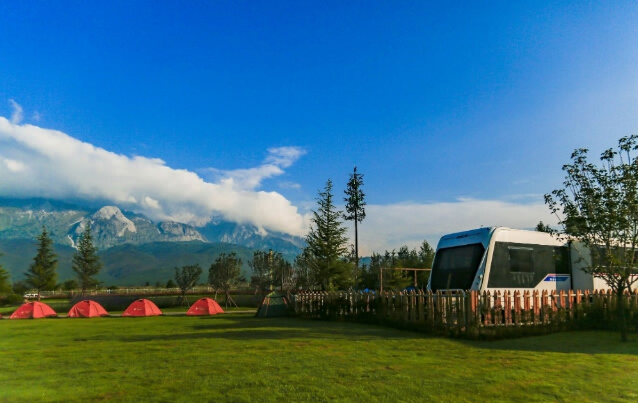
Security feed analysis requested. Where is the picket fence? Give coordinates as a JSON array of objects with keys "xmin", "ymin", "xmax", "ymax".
[{"xmin": 293, "ymin": 289, "xmax": 638, "ymax": 339}]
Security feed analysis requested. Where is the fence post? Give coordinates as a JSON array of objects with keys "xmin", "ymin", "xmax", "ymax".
[
  {"xmin": 533, "ymin": 290, "xmax": 540, "ymax": 324},
  {"xmin": 504, "ymin": 290, "xmax": 511, "ymax": 325}
]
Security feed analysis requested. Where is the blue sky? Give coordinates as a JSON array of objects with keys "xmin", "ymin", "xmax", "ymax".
[{"xmin": 1, "ymin": 1, "xmax": 637, "ymax": 254}]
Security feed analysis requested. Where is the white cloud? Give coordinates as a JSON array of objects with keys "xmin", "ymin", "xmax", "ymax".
[
  {"xmin": 9, "ymin": 99, "xmax": 23, "ymax": 124},
  {"xmin": 265, "ymin": 146, "xmax": 307, "ymax": 168},
  {"xmin": 278, "ymin": 181, "xmax": 302, "ymax": 190},
  {"xmin": 350, "ymin": 198, "xmax": 558, "ymax": 256},
  {"xmin": 203, "ymin": 146, "xmax": 306, "ymax": 191},
  {"xmin": 0, "ymin": 117, "xmax": 311, "ymax": 236}
]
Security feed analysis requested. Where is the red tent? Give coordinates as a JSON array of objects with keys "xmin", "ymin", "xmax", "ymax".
[
  {"xmin": 186, "ymin": 297, "xmax": 224, "ymax": 316},
  {"xmin": 122, "ymin": 299, "xmax": 162, "ymax": 317},
  {"xmin": 10, "ymin": 301, "xmax": 58, "ymax": 319},
  {"xmin": 67, "ymin": 300, "xmax": 109, "ymax": 318}
]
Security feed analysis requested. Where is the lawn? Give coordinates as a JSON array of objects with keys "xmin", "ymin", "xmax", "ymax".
[{"xmin": 0, "ymin": 314, "xmax": 637, "ymax": 403}]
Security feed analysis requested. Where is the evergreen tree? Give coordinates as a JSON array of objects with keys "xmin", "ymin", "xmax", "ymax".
[
  {"xmin": 72, "ymin": 224, "xmax": 103, "ymax": 297},
  {"xmin": 25, "ymin": 226, "xmax": 58, "ymax": 300},
  {"xmin": 343, "ymin": 166, "xmax": 366, "ymax": 272},
  {"xmin": 305, "ymin": 179, "xmax": 351, "ymax": 290}
]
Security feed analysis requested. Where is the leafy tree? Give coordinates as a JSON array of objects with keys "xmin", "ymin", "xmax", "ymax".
[
  {"xmin": 208, "ymin": 253, "xmax": 242, "ymax": 308},
  {"xmin": 12, "ymin": 280, "xmax": 28, "ymax": 296},
  {"xmin": 166, "ymin": 279, "xmax": 176, "ymax": 289},
  {"xmin": 344, "ymin": 166, "xmax": 366, "ymax": 272},
  {"xmin": 249, "ymin": 250, "xmax": 293, "ymax": 293},
  {"xmin": 293, "ymin": 249, "xmax": 314, "ymax": 290},
  {"xmin": 535, "ymin": 221, "xmax": 553, "ymax": 233},
  {"xmin": 25, "ymin": 226, "xmax": 58, "ymax": 301},
  {"xmin": 545, "ymin": 135, "xmax": 638, "ymax": 341},
  {"xmin": 62, "ymin": 279, "xmax": 78, "ymax": 293},
  {"xmin": 71, "ymin": 224, "xmax": 102, "ymax": 297},
  {"xmin": 0, "ymin": 254, "xmax": 11, "ymax": 295},
  {"xmin": 418, "ymin": 240, "xmax": 435, "ymax": 285},
  {"xmin": 304, "ymin": 179, "xmax": 351, "ymax": 290},
  {"xmin": 249, "ymin": 250, "xmax": 273, "ymax": 294},
  {"xmin": 361, "ymin": 241, "xmax": 435, "ymax": 290},
  {"xmin": 174, "ymin": 264, "xmax": 202, "ymax": 306}
]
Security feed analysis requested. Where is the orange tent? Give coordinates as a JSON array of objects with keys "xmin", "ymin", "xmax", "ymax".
[
  {"xmin": 122, "ymin": 299, "xmax": 162, "ymax": 317},
  {"xmin": 10, "ymin": 301, "xmax": 58, "ymax": 319},
  {"xmin": 67, "ymin": 300, "xmax": 109, "ymax": 318},
  {"xmin": 186, "ymin": 297, "xmax": 224, "ymax": 316}
]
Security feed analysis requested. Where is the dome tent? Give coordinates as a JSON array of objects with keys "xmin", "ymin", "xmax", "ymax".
[
  {"xmin": 255, "ymin": 291, "xmax": 290, "ymax": 318},
  {"xmin": 67, "ymin": 300, "xmax": 109, "ymax": 318},
  {"xmin": 10, "ymin": 301, "xmax": 58, "ymax": 319},
  {"xmin": 186, "ymin": 298, "xmax": 224, "ymax": 316},
  {"xmin": 122, "ymin": 299, "xmax": 162, "ymax": 317}
]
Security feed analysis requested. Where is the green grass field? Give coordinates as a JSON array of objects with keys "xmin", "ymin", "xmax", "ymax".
[{"xmin": 1, "ymin": 314, "xmax": 637, "ymax": 403}]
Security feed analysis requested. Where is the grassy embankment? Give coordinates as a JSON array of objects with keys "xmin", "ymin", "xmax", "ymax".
[{"xmin": 1, "ymin": 313, "xmax": 637, "ymax": 403}]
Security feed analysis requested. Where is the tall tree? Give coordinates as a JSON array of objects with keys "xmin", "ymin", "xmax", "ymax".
[
  {"xmin": 174, "ymin": 264, "xmax": 202, "ymax": 306},
  {"xmin": 72, "ymin": 224, "xmax": 103, "ymax": 297},
  {"xmin": 208, "ymin": 253, "xmax": 242, "ymax": 308},
  {"xmin": 305, "ymin": 179, "xmax": 351, "ymax": 290},
  {"xmin": 25, "ymin": 226, "xmax": 58, "ymax": 301},
  {"xmin": 545, "ymin": 135, "xmax": 638, "ymax": 341},
  {"xmin": 343, "ymin": 166, "xmax": 366, "ymax": 272},
  {"xmin": 0, "ymin": 253, "xmax": 12, "ymax": 295}
]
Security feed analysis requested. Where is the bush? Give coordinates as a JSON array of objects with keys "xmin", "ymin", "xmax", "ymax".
[{"xmin": 1, "ymin": 293, "xmax": 24, "ymax": 306}]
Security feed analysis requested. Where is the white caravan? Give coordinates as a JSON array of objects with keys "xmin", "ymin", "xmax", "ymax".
[{"xmin": 426, "ymin": 227, "xmax": 608, "ymax": 293}]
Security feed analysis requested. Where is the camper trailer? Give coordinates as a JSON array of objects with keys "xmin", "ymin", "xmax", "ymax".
[{"xmin": 426, "ymin": 227, "xmax": 608, "ymax": 294}]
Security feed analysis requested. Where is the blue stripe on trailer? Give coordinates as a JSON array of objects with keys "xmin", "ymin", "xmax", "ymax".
[{"xmin": 543, "ymin": 275, "xmax": 570, "ymax": 282}]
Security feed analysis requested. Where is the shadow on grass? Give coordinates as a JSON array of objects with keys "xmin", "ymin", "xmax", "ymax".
[
  {"xmin": 115, "ymin": 316, "xmax": 431, "ymax": 343},
  {"xmin": 460, "ymin": 330, "xmax": 638, "ymax": 356}
]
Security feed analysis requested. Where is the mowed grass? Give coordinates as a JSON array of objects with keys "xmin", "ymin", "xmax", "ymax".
[{"xmin": 1, "ymin": 315, "xmax": 637, "ymax": 403}]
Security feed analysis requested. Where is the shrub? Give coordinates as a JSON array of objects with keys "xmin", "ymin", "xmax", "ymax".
[{"xmin": 1, "ymin": 293, "xmax": 24, "ymax": 306}]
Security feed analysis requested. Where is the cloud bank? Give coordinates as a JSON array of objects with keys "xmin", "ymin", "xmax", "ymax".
[{"xmin": 0, "ymin": 116, "xmax": 310, "ymax": 235}]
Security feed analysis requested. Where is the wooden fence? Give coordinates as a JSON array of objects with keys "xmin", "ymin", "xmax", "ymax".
[{"xmin": 293, "ymin": 289, "xmax": 638, "ymax": 339}]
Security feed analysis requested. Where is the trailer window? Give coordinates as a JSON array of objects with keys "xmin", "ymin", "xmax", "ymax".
[
  {"xmin": 430, "ymin": 243, "xmax": 485, "ymax": 291},
  {"xmin": 509, "ymin": 247, "xmax": 534, "ymax": 273}
]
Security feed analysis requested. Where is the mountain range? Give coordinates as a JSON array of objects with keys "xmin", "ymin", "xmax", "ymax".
[{"xmin": 0, "ymin": 197, "xmax": 305, "ymax": 286}]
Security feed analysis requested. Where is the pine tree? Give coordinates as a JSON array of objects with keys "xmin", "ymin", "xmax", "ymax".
[
  {"xmin": 25, "ymin": 226, "xmax": 58, "ymax": 300},
  {"xmin": 343, "ymin": 166, "xmax": 366, "ymax": 273},
  {"xmin": 305, "ymin": 179, "xmax": 350, "ymax": 290},
  {"xmin": 72, "ymin": 224, "xmax": 103, "ymax": 297}
]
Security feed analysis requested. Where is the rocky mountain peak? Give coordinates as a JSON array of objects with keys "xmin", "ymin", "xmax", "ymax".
[{"xmin": 91, "ymin": 206, "xmax": 137, "ymax": 236}]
